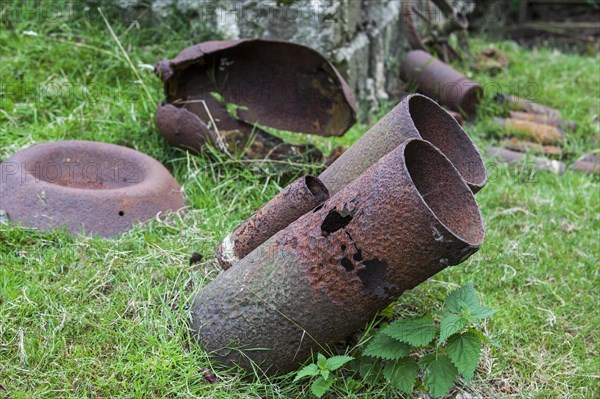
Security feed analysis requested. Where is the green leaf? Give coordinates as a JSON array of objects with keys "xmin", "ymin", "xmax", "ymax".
[
  {"xmin": 383, "ymin": 315, "xmax": 436, "ymax": 347},
  {"xmin": 445, "ymin": 332, "xmax": 482, "ymax": 382},
  {"xmin": 469, "ymin": 304, "xmax": 498, "ymax": 319},
  {"xmin": 364, "ymin": 333, "xmax": 412, "ymax": 360},
  {"xmin": 317, "ymin": 353, "xmax": 327, "ymax": 369},
  {"xmin": 445, "ymin": 283, "xmax": 479, "ymax": 314},
  {"xmin": 419, "ymin": 354, "xmax": 459, "ymax": 398},
  {"xmin": 357, "ymin": 357, "xmax": 382, "ymax": 384},
  {"xmin": 383, "ymin": 357, "xmax": 419, "ymax": 395},
  {"xmin": 317, "ymin": 353, "xmax": 330, "ymax": 380},
  {"xmin": 439, "ymin": 314, "xmax": 468, "ymax": 344},
  {"xmin": 294, "ymin": 363, "xmax": 319, "ymax": 381},
  {"xmin": 311, "ymin": 376, "xmax": 335, "ymax": 398},
  {"xmin": 326, "ymin": 355, "xmax": 354, "ymax": 371}
]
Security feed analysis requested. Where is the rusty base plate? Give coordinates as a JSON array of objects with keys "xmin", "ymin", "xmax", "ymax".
[{"xmin": 0, "ymin": 141, "xmax": 185, "ymax": 237}]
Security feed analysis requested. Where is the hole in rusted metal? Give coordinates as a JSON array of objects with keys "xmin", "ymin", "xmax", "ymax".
[
  {"xmin": 353, "ymin": 250, "xmax": 363, "ymax": 262},
  {"xmin": 313, "ymin": 204, "xmax": 324, "ymax": 213},
  {"xmin": 357, "ymin": 259, "xmax": 388, "ymax": 296},
  {"xmin": 118, "ymin": 211, "xmax": 125, "ymax": 216},
  {"xmin": 321, "ymin": 209, "xmax": 353, "ymax": 234},
  {"xmin": 340, "ymin": 244, "xmax": 346, "ymax": 251},
  {"xmin": 340, "ymin": 258, "xmax": 353, "ymax": 271}
]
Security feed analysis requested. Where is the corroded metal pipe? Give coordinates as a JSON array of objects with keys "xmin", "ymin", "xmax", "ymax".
[
  {"xmin": 494, "ymin": 117, "xmax": 564, "ymax": 145},
  {"xmin": 192, "ymin": 139, "xmax": 485, "ymax": 374},
  {"xmin": 319, "ymin": 94, "xmax": 488, "ymax": 195},
  {"xmin": 216, "ymin": 176, "xmax": 329, "ymax": 270},
  {"xmin": 400, "ymin": 50, "xmax": 484, "ymax": 117},
  {"xmin": 497, "ymin": 94, "xmax": 561, "ymax": 119},
  {"xmin": 487, "ymin": 147, "xmax": 565, "ymax": 175},
  {"xmin": 509, "ymin": 111, "xmax": 576, "ymax": 132}
]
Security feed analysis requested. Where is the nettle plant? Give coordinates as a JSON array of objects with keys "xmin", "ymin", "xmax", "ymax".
[{"xmin": 294, "ymin": 283, "xmax": 497, "ymax": 398}]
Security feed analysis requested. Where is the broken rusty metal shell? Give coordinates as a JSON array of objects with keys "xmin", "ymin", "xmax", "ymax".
[
  {"xmin": 500, "ymin": 138, "xmax": 562, "ymax": 156},
  {"xmin": 155, "ymin": 39, "xmax": 356, "ymax": 160},
  {"xmin": 191, "ymin": 139, "xmax": 485, "ymax": 374},
  {"xmin": 497, "ymin": 94, "xmax": 561, "ymax": 119},
  {"xmin": 0, "ymin": 141, "xmax": 185, "ymax": 237},
  {"xmin": 400, "ymin": 50, "xmax": 483, "ymax": 117},
  {"xmin": 494, "ymin": 117, "xmax": 564, "ymax": 145},
  {"xmin": 509, "ymin": 111, "xmax": 576, "ymax": 132},
  {"xmin": 216, "ymin": 175, "xmax": 329, "ymax": 270},
  {"xmin": 571, "ymin": 157, "xmax": 600, "ymax": 175},
  {"xmin": 319, "ymin": 94, "xmax": 488, "ymax": 195},
  {"xmin": 487, "ymin": 147, "xmax": 565, "ymax": 175}
]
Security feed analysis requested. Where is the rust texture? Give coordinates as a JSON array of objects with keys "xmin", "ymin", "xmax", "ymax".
[
  {"xmin": 509, "ymin": 111, "xmax": 576, "ymax": 131},
  {"xmin": 155, "ymin": 39, "xmax": 356, "ymax": 161},
  {"xmin": 501, "ymin": 138, "xmax": 562, "ymax": 156},
  {"xmin": 191, "ymin": 139, "xmax": 485, "ymax": 374},
  {"xmin": 487, "ymin": 147, "xmax": 565, "ymax": 174},
  {"xmin": 571, "ymin": 156, "xmax": 600, "ymax": 175},
  {"xmin": 494, "ymin": 117, "xmax": 564, "ymax": 145},
  {"xmin": 400, "ymin": 50, "xmax": 484, "ymax": 117},
  {"xmin": 499, "ymin": 94, "xmax": 562, "ymax": 118},
  {"xmin": 444, "ymin": 108, "xmax": 465, "ymax": 126},
  {"xmin": 216, "ymin": 175, "xmax": 330, "ymax": 270},
  {"xmin": 0, "ymin": 141, "xmax": 184, "ymax": 237},
  {"xmin": 319, "ymin": 94, "xmax": 488, "ymax": 195}
]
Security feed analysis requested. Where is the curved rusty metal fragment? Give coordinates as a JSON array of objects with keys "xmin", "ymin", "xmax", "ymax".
[
  {"xmin": 155, "ymin": 39, "xmax": 356, "ymax": 160},
  {"xmin": 0, "ymin": 141, "xmax": 185, "ymax": 237},
  {"xmin": 319, "ymin": 94, "xmax": 488, "ymax": 195},
  {"xmin": 192, "ymin": 139, "xmax": 485, "ymax": 374}
]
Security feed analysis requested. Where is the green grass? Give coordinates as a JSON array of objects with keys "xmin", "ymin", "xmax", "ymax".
[{"xmin": 1, "ymin": 3, "xmax": 599, "ymax": 398}]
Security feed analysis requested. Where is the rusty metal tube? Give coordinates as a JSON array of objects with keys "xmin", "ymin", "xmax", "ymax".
[
  {"xmin": 192, "ymin": 139, "xmax": 485, "ymax": 374},
  {"xmin": 487, "ymin": 147, "xmax": 565, "ymax": 175},
  {"xmin": 509, "ymin": 111, "xmax": 576, "ymax": 131},
  {"xmin": 494, "ymin": 117, "xmax": 564, "ymax": 145},
  {"xmin": 400, "ymin": 50, "xmax": 484, "ymax": 117},
  {"xmin": 216, "ymin": 175, "xmax": 329, "ymax": 270},
  {"xmin": 319, "ymin": 93, "xmax": 488, "ymax": 195}
]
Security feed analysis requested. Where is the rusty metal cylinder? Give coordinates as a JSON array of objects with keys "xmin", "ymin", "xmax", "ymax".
[
  {"xmin": 319, "ymin": 93, "xmax": 488, "ymax": 195},
  {"xmin": 494, "ymin": 117, "xmax": 564, "ymax": 145},
  {"xmin": 487, "ymin": 147, "xmax": 565, "ymax": 175},
  {"xmin": 192, "ymin": 139, "xmax": 485, "ymax": 374},
  {"xmin": 216, "ymin": 175, "xmax": 329, "ymax": 269},
  {"xmin": 400, "ymin": 50, "xmax": 484, "ymax": 117},
  {"xmin": 509, "ymin": 111, "xmax": 576, "ymax": 131}
]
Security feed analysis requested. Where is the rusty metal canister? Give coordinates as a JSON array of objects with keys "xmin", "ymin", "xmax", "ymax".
[
  {"xmin": 509, "ymin": 111, "xmax": 576, "ymax": 131},
  {"xmin": 192, "ymin": 139, "xmax": 485, "ymax": 374},
  {"xmin": 216, "ymin": 175, "xmax": 329, "ymax": 270},
  {"xmin": 487, "ymin": 147, "xmax": 565, "ymax": 175},
  {"xmin": 494, "ymin": 117, "xmax": 564, "ymax": 145},
  {"xmin": 319, "ymin": 93, "xmax": 488, "ymax": 195},
  {"xmin": 400, "ymin": 50, "xmax": 484, "ymax": 117}
]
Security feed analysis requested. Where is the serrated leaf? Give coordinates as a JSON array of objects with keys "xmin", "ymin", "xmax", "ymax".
[
  {"xmin": 311, "ymin": 376, "xmax": 335, "ymax": 398},
  {"xmin": 445, "ymin": 332, "xmax": 482, "ymax": 382},
  {"xmin": 439, "ymin": 314, "xmax": 468, "ymax": 344},
  {"xmin": 317, "ymin": 353, "xmax": 327, "ymax": 368},
  {"xmin": 445, "ymin": 283, "xmax": 479, "ymax": 314},
  {"xmin": 383, "ymin": 357, "xmax": 418, "ymax": 395},
  {"xmin": 383, "ymin": 315, "xmax": 436, "ymax": 347},
  {"xmin": 364, "ymin": 333, "xmax": 412, "ymax": 360},
  {"xmin": 420, "ymin": 355, "xmax": 458, "ymax": 398},
  {"xmin": 294, "ymin": 363, "xmax": 319, "ymax": 381},
  {"xmin": 326, "ymin": 355, "xmax": 354, "ymax": 371},
  {"xmin": 470, "ymin": 304, "xmax": 498, "ymax": 319}
]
